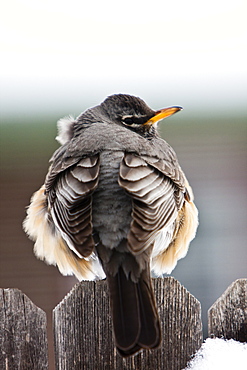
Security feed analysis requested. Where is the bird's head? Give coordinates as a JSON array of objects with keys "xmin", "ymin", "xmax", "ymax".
[
  {"xmin": 100, "ymin": 94, "xmax": 182, "ymax": 136},
  {"xmin": 56, "ymin": 94, "xmax": 182, "ymax": 145}
]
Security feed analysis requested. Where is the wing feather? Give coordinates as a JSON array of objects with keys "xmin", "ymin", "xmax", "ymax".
[
  {"xmin": 46, "ymin": 154, "xmax": 100, "ymax": 258},
  {"xmin": 119, "ymin": 153, "xmax": 185, "ymax": 254}
]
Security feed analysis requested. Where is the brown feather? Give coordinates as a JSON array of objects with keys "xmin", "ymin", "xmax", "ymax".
[
  {"xmin": 119, "ymin": 153, "xmax": 184, "ymax": 255},
  {"xmin": 47, "ymin": 154, "xmax": 100, "ymax": 258}
]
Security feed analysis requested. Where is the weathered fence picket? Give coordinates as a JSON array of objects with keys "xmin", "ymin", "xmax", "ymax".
[
  {"xmin": 0, "ymin": 278, "xmax": 246, "ymax": 370},
  {"xmin": 53, "ymin": 277, "xmax": 202, "ymax": 370},
  {"xmin": 0, "ymin": 288, "xmax": 48, "ymax": 370},
  {"xmin": 208, "ymin": 278, "xmax": 247, "ymax": 342}
]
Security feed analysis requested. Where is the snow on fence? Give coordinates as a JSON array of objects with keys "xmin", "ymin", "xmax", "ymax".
[{"xmin": 0, "ymin": 277, "xmax": 246, "ymax": 370}]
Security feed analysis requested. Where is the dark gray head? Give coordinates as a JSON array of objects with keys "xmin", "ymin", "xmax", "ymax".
[
  {"xmin": 56, "ymin": 94, "xmax": 182, "ymax": 144},
  {"xmin": 100, "ymin": 94, "xmax": 182, "ymax": 135},
  {"xmin": 100, "ymin": 94, "xmax": 155, "ymax": 126}
]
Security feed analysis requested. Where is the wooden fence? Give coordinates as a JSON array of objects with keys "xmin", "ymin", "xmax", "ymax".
[{"xmin": 0, "ymin": 277, "xmax": 246, "ymax": 370}]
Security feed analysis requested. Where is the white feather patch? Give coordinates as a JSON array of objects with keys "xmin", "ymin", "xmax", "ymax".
[
  {"xmin": 56, "ymin": 115, "xmax": 75, "ymax": 145},
  {"xmin": 151, "ymin": 198, "xmax": 198, "ymax": 275}
]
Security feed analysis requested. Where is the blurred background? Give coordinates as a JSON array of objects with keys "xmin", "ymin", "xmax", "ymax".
[{"xmin": 1, "ymin": 0, "xmax": 246, "ymax": 368}]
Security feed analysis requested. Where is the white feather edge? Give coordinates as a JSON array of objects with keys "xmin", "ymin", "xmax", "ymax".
[
  {"xmin": 151, "ymin": 183, "xmax": 198, "ymax": 275},
  {"xmin": 56, "ymin": 115, "xmax": 75, "ymax": 145}
]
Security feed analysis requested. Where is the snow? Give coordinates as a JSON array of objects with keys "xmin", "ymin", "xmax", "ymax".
[{"xmin": 184, "ymin": 338, "xmax": 247, "ymax": 370}]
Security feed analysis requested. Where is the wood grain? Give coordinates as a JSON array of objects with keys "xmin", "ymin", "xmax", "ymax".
[
  {"xmin": 0, "ymin": 288, "xmax": 48, "ymax": 370},
  {"xmin": 53, "ymin": 277, "xmax": 203, "ymax": 370},
  {"xmin": 208, "ymin": 278, "xmax": 247, "ymax": 342}
]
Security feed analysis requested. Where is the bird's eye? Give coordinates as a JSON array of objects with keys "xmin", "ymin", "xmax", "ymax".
[
  {"xmin": 121, "ymin": 115, "xmax": 150, "ymax": 126},
  {"xmin": 122, "ymin": 117, "xmax": 134, "ymax": 125}
]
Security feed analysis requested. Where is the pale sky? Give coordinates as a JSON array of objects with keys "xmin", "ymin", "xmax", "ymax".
[{"xmin": 1, "ymin": 0, "xmax": 247, "ymax": 116}]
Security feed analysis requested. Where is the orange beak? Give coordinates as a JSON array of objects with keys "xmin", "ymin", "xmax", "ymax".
[{"xmin": 145, "ymin": 106, "xmax": 183, "ymax": 125}]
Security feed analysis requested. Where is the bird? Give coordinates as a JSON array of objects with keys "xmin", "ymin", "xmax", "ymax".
[{"xmin": 23, "ymin": 94, "xmax": 198, "ymax": 357}]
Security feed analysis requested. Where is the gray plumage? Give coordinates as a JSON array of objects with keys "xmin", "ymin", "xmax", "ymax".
[{"xmin": 24, "ymin": 94, "xmax": 198, "ymax": 356}]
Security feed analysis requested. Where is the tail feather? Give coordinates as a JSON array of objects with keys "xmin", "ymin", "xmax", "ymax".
[
  {"xmin": 108, "ymin": 268, "xmax": 140, "ymax": 351},
  {"xmin": 137, "ymin": 272, "xmax": 161, "ymax": 349},
  {"xmin": 107, "ymin": 267, "xmax": 161, "ymax": 357}
]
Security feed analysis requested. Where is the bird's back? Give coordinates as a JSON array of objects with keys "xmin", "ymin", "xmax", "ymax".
[{"xmin": 92, "ymin": 150, "xmax": 132, "ymax": 249}]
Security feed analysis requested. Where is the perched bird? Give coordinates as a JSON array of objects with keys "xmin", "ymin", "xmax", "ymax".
[{"xmin": 24, "ymin": 94, "xmax": 198, "ymax": 356}]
